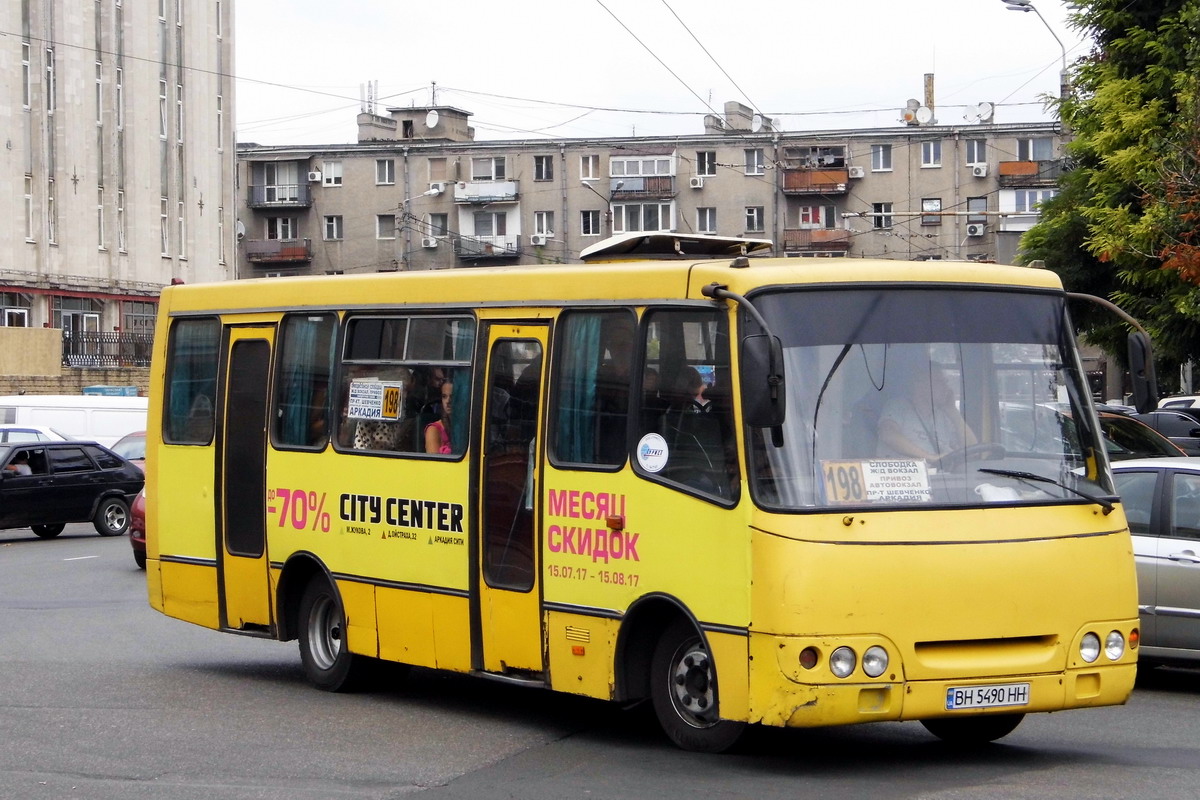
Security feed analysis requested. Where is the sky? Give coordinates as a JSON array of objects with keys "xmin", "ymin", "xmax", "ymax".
[{"xmin": 234, "ymin": 0, "xmax": 1088, "ymax": 147}]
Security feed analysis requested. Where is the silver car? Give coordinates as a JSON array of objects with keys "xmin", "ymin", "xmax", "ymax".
[{"xmin": 1112, "ymin": 457, "xmax": 1200, "ymax": 665}]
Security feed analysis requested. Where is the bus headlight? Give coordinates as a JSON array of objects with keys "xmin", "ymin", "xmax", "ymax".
[
  {"xmin": 862, "ymin": 645, "xmax": 889, "ymax": 678},
  {"xmin": 1105, "ymin": 630, "xmax": 1125, "ymax": 661},
  {"xmin": 1080, "ymin": 632, "xmax": 1101, "ymax": 663},
  {"xmin": 830, "ymin": 646, "xmax": 856, "ymax": 678}
]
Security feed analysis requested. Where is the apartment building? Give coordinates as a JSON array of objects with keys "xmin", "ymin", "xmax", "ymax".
[
  {"xmin": 237, "ymin": 102, "xmax": 1063, "ymax": 276},
  {"xmin": 1, "ymin": 0, "xmax": 236, "ymax": 338}
]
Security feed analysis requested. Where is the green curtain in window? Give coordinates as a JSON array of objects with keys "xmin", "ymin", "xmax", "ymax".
[{"xmin": 556, "ymin": 315, "xmax": 600, "ymax": 462}]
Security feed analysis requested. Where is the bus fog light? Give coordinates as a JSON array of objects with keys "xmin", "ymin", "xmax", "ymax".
[
  {"xmin": 798, "ymin": 647, "xmax": 820, "ymax": 670},
  {"xmin": 862, "ymin": 646, "xmax": 888, "ymax": 677},
  {"xmin": 1080, "ymin": 632, "xmax": 1100, "ymax": 663},
  {"xmin": 1105, "ymin": 631, "xmax": 1125, "ymax": 660},
  {"xmin": 830, "ymin": 646, "xmax": 856, "ymax": 678}
]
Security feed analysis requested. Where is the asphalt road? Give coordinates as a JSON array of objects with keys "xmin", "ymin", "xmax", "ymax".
[{"xmin": 3, "ymin": 525, "xmax": 1200, "ymax": 799}]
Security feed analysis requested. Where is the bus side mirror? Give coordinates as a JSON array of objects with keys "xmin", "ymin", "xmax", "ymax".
[
  {"xmin": 741, "ymin": 334, "xmax": 786, "ymax": 428},
  {"xmin": 1127, "ymin": 330, "xmax": 1159, "ymax": 414}
]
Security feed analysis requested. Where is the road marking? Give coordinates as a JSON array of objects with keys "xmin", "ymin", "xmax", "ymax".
[{"xmin": 64, "ymin": 556, "xmax": 99, "ymax": 562}]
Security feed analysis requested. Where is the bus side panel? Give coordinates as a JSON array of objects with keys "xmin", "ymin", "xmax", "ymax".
[
  {"xmin": 377, "ymin": 588, "xmax": 436, "ymax": 668},
  {"xmin": 431, "ymin": 595, "xmax": 471, "ymax": 671},
  {"xmin": 545, "ymin": 611, "xmax": 619, "ymax": 698},
  {"xmin": 705, "ymin": 631, "xmax": 750, "ymax": 722},
  {"xmin": 156, "ymin": 561, "xmax": 221, "ymax": 629},
  {"xmin": 338, "ymin": 579, "xmax": 378, "ymax": 658}
]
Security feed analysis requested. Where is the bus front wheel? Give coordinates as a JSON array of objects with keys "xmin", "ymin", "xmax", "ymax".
[
  {"xmin": 921, "ymin": 713, "xmax": 1024, "ymax": 745},
  {"xmin": 298, "ymin": 579, "xmax": 372, "ymax": 692},
  {"xmin": 650, "ymin": 620, "xmax": 746, "ymax": 753}
]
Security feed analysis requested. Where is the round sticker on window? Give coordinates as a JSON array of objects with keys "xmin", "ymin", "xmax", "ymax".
[{"xmin": 637, "ymin": 433, "xmax": 669, "ymax": 473}]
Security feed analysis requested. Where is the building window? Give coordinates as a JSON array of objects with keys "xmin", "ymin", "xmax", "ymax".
[
  {"xmin": 428, "ymin": 213, "xmax": 449, "ymax": 236},
  {"xmin": 267, "ymin": 217, "xmax": 295, "ymax": 240},
  {"xmin": 534, "ymin": 211, "xmax": 555, "ymax": 237},
  {"xmin": 375, "ymin": 159, "xmax": 395, "ymax": 185},
  {"xmin": 1014, "ymin": 189, "xmax": 1058, "ymax": 212},
  {"xmin": 965, "ymin": 140, "xmax": 987, "ymax": 165},
  {"xmin": 1017, "ymin": 137, "xmax": 1054, "ymax": 161},
  {"xmin": 117, "ymin": 191, "xmax": 126, "ymax": 251},
  {"xmin": 473, "ymin": 211, "xmax": 507, "ymax": 237},
  {"xmin": 613, "ymin": 202, "xmax": 673, "ymax": 233},
  {"xmin": 581, "ymin": 209, "xmax": 602, "ymax": 237},
  {"xmin": 176, "ymin": 83, "xmax": 184, "ymax": 142},
  {"xmin": 696, "ymin": 151, "xmax": 717, "ymax": 177},
  {"xmin": 97, "ymin": 188, "xmax": 105, "ymax": 248},
  {"xmin": 967, "ymin": 196, "xmax": 988, "ymax": 225},
  {"xmin": 122, "ymin": 301, "xmax": 157, "ymax": 336},
  {"xmin": 178, "ymin": 201, "xmax": 186, "ymax": 257},
  {"xmin": 921, "ymin": 198, "xmax": 942, "ymax": 226},
  {"xmin": 324, "ymin": 215, "xmax": 343, "ymax": 241},
  {"xmin": 744, "ymin": 148, "xmax": 765, "ymax": 176},
  {"xmin": 745, "ymin": 206, "xmax": 765, "ymax": 233},
  {"xmin": 376, "ymin": 215, "xmax": 396, "ymax": 239},
  {"xmin": 1, "ymin": 293, "xmax": 32, "ymax": 327},
  {"xmin": 24, "ymin": 176, "xmax": 34, "ymax": 241},
  {"xmin": 53, "ymin": 297, "xmax": 102, "ymax": 332},
  {"xmin": 216, "ymin": 94, "xmax": 223, "ymax": 151},
  {"xmin": 323, "ymin": 161, "xmax": 342, "ymax": 187},
  {"xmin": 871, "ymin": 144, "xmax": 892, "ymax": 172},
  {"xmin": 22, "ymin": 42, "xmax": 31, "ymax": 109},
  {"xmin": 95, "ymin": 61, "xmax": 103, "ymax": 124},
  {"xmin": 217, "ymin": 206, "xmax": 225, "ymax": 264},
  {"xmin": 872, "ymin": 202, "xmax": 893, "ymax": 230},
  {"xmin": 160, "ymin": 197, "xmax": 169, "ymax": 254},
  {"xmin": 696, "ymin": 207, "xmax": 716, "ymax": 234},
  {"xmin": 428, "ymin": 157, "xmax": 447, "ymax": 182},
  {"xmin": 158, "ymin": 79, "xmax": 168, "ymax": 137},
  {"xmin": 580, "ymin": 154, "xmax": 600, "ymax": 180},
  {"xmin": 921, "ymin": 140, "xmax": 941, "ymax": 168},
  {"xmin": 45, "ymin": 47, "xmax": 56, "ymax": 114},
  {"xmin": 471, "ymin": 157, "xmax": 506, "ymax": 181},
  {"xmin": 115, "ymin": 67, "xmax": 124, "ymax": 129},
  {"xmin": 611, "ymin": 156, "xmax": 673, "ymax": 177},
  {"xmin": 534, "ymin": 155, "xmax": 554, "ymax": 181}
]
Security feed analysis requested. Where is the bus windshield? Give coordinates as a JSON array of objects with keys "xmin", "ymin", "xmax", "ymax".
[{"xmin": 747, "ymin": 286, "xmax": 1113, "ymax": 510}]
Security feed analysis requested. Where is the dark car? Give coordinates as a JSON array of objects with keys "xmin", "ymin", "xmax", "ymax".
[
  {"xmin": 1132, "ymin": 409, "xmax": 1200, "ymax": 456},
  {"xmin": 1099, "ymin": 411, "xmax": 1190, "ymax": 460},
  {"xmin": 129, "ymin": 488, "xmax": 146, "ymax": 569},
  {"xmin": 0, "ymin": 441, "xmax": 144, "ymax": 538}
]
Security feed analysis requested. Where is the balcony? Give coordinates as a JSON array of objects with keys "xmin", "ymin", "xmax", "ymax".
[
  {"xmin": 997, "ymin": 160, "xmax": 1062, "ymax": 188},
  {"xmin": 453, "ymin": 181, "xmax": 519, "ymax": 204},
  {"xmin": 610, "ymin": 176, "xmax": 676, "ymax": 199},
  {"xmin": 454, "ymin": 235, "xmax": 521, "ymax": 261},
  {"xmin": 781, "ymin": 228, "xmax": 852, "ymax": 252},
  {"xmin": 244, "ymin": 238, "xmax": 312, "ymax": 264},
  {"xmin": 781, "ymin": 168, "xmax": 850, "ymax": 195},
  {"xmin": 247, "ymin": 183, "xmax": 313, "ymax": 208}
]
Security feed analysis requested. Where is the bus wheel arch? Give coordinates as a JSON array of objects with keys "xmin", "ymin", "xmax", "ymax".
[
  {"xmin": 294, "ymin": 570, "xmax": 375, "ymax": 692},
  {"xmin": 276, "ymin": 553, "xmax": 326, "ymax": 643}
]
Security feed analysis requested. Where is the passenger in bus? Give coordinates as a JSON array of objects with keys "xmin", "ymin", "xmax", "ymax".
[
  {"xmin": 877, "ymin": 366, "xmax": 976, "ymax": 461},
  {"xmin": 424, "ymin": 379, "xmax": 454, "ymax": 455}
]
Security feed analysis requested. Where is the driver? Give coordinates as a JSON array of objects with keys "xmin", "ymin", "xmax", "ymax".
[{"xmin": 877, "ymin": 365, "xmax": 976, "ymax": 462}]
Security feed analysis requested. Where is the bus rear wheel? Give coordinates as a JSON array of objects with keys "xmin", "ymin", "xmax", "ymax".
[
  {"xmin": 650, "ymin": 620, "xmax": 746, "ymax": 753},
  {"xmin": 921, "ymin": 713, "xmax": 1025, "ymax": 745},
  {"xmin": 298, "ymin": 579, "xmax": 373, "ymax": 692}
]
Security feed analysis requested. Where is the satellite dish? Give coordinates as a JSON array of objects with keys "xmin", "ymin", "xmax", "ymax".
[
  {"xmin": 751, "ymin": 113, "xmax": 763, "ymax": 132},
  {"xmin": 906, "ymin": 98, "xmax": 921, "ymax": 110},
  {"xmin": 975, "ymin": 101, "xmax": 994, "ymax": 122},
  {"xmin": 915, "ymin": 106, "xmax": 934, "ymax": 124},
  {"xmin": 425, "ymin": 109, "xmax": 440, "ymax": 129},
  {"xmin": 901, "ymin": 108, "xmax": 918, "ymax": 124}
]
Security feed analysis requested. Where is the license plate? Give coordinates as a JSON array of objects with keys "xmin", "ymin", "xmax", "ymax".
[{"xmin": 945, "ymin": 682, "xmax": 1030, "ymax": 710}]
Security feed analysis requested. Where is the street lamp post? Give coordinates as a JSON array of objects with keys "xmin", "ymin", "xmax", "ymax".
[
  {"xmin": 581, "ymin": 179, "xmax": 624, "ymax": 235},
  {"xmin": 1001, "ymin": 0, "xmax": 1069, "ymax": 100},
  {"xmin": 397, "ymin": 188, "xmax": 440, "ymax": 270}
]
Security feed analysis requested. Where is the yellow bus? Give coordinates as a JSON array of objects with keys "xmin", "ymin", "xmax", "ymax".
[{"xmin": 145, "ymin": 234, "xmax": 1152, "ymax": 752}]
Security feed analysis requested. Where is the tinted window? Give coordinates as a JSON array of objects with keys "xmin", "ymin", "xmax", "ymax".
[
  {"xmin": 274, "ymin": 313, "xmax": 337, "ymax": 449},
  {"xmin": 1113, "ymin": 470, "xmax": 1157, "ymax": 535},
  {"xmin": 49, "ymin": 447, "xmax": 93, "ymax": 473},
  {"xmin": 164, "ymin": 318, "xmax": 220, "ymax": 444},
  {"xmin": 86, "ymin": 445, "xmax": 125, "ymax": 470}
]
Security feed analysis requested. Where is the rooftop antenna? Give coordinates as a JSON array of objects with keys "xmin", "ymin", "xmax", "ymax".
[{"xmin": 431, "ymin": 81, "xmax": 438, "ymax": 106}]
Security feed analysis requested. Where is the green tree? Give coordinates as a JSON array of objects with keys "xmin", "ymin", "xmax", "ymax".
[{"xmin": 1020, "ymin": 0, "xmax": 1200, "ymax": 386}]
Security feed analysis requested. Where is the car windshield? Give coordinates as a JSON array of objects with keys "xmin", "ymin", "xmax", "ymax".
[{"xmin": 745, "ymin": 286, "xmax": 1112, "ymax": 510}]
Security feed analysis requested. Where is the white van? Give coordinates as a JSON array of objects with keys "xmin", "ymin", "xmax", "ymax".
[{"xmin": 0, "ymin": 395, "xmax": 147, "ymax": 447}]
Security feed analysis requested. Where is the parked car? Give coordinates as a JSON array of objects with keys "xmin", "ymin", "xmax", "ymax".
[
  {"xmin": 1159, "ymin": 395, "xmax": 1200, "ymax": 410},
  {"xmin": 0, "ymin": 441, "xmax": 144, "ymax": 538},
  {"xmin": 0, "ymin": 424, "xmax": 70, "ymax": 443},
  {"xmin": 1112, "ymin": 458, "xmax": 1200, "ymax": 665},
  {"xmin": 1132, "ymin": 409, "xmax": 1200, "ymax": 456},
  {"xmin": 129, "ymin": 488, "xmax": 146, "ymax": 569},
  {"xmin": 0, "ymin": 394, "xmax": 147, "ymax": 447},
  {"xmin": 111, "ymin": 430, "xmax": 145, "ymax": 470}
]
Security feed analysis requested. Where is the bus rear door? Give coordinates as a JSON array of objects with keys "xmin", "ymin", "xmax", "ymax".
[
  {"xmin": 217, "ymin": 326, "xmax": 274, "ymax": 632},
  {"xmin": 477, "ymin": 323, "xmax": 548, "ymax": 674}
]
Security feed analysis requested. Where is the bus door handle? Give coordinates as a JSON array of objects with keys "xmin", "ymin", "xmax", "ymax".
[{"xmin": 1166, "ymin": 550, "xmax": 1200, "ymax": 564}]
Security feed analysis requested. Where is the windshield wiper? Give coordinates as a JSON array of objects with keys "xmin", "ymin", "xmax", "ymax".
[{"xmin": 977, "ymin": 468, "xmax": 1114, "ymax": 515}]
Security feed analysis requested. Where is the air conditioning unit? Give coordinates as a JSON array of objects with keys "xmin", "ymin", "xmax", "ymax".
[
  {"xmin": 689, "ymin": 176, "xmax": 705, "ymax": 189},
  {"xmin": 307, "ymin": 171, "xmax": 322, "ymax": 182},
  {"xmin": 966, "ymin": 223, "xmax": 986, "ymax": 237},
  {"xmin": 971, "ymin": 164, "xmax": 989, "ymax": 178},
  {"xmin": 420, "ymin": 237, "xmax": 438, "ymax": 249},
  {"xmin": 847, "ymin": 166, "xmax": 866, "ymax": 179},
  {"xmin": 529, "ymin": 234, "xmax": 548, "ymax": 246},
  {"xmin": 428, "ymin": 182, "xmax": 445, "ymax": 194}
]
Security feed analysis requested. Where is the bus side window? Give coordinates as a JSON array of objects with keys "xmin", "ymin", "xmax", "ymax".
[
  {"xmin": 163, "ymin": 317, "xmax": 220, "ymax": 445},
  {"xmin": 273, "ymin": 313, "xmax": 337, "ymax": 450}
]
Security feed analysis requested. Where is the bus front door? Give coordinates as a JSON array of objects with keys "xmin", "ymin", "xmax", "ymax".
[
  {"xmin": 217, "ymin": 326, "xmax": 274, "ymax": 633},
  {"xmin": 477, "ymin": 324, "xmax": 548, "ymax": 674}
]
